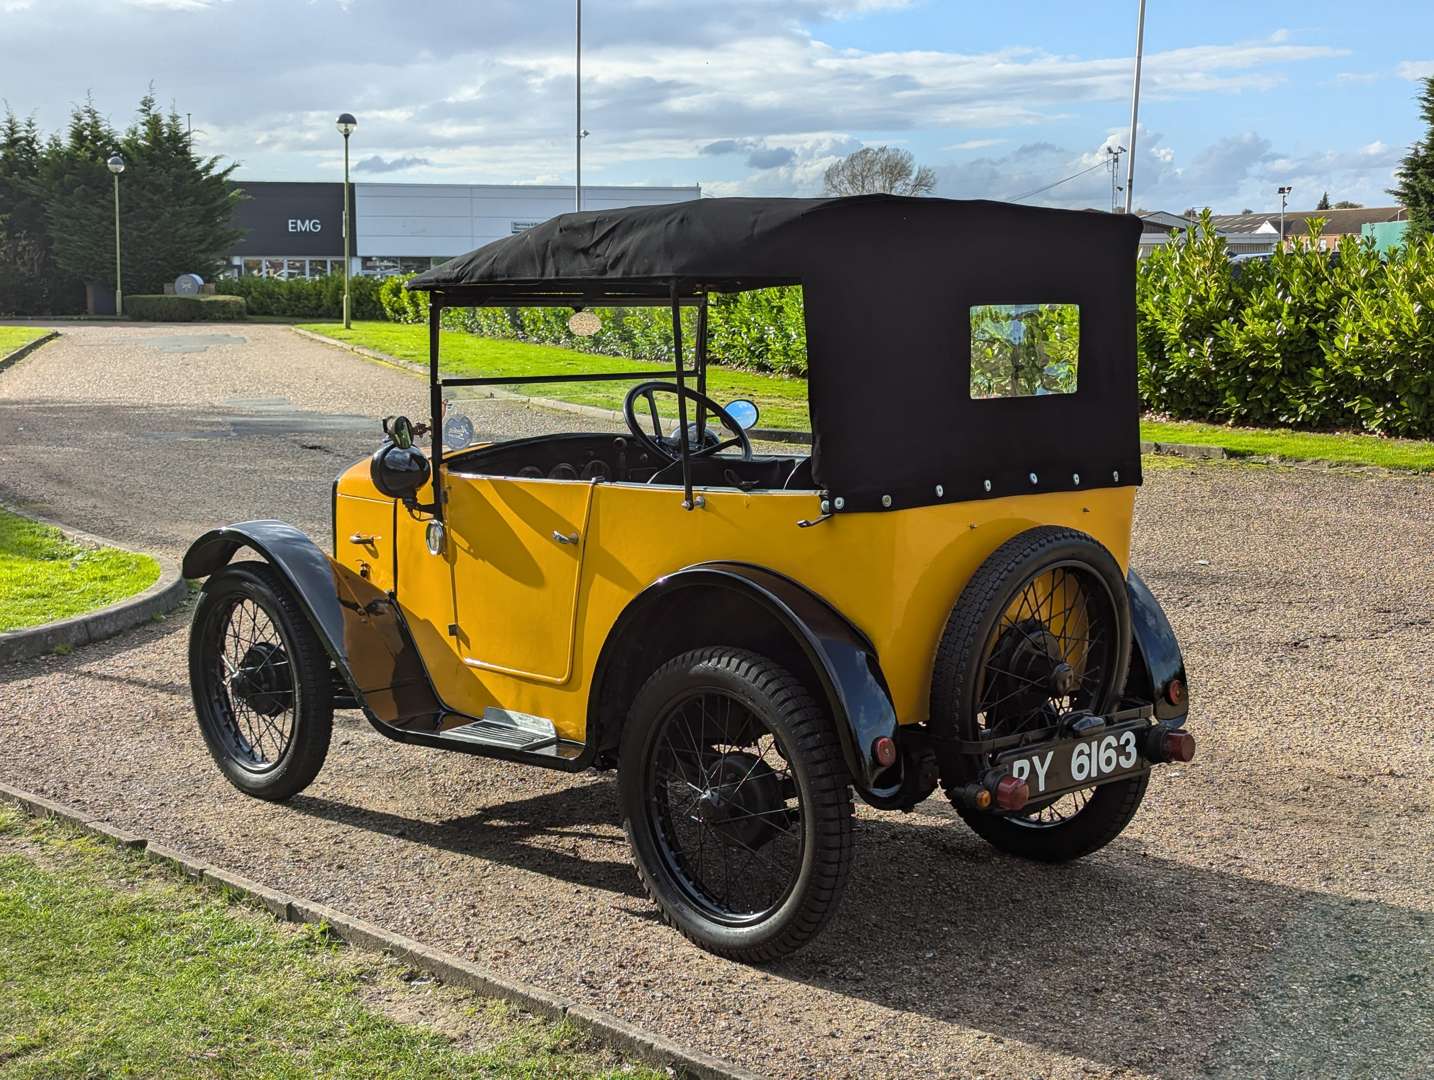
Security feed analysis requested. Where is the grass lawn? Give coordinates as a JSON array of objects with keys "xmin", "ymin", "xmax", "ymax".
[
  {"xmin": 0, "ymin": 807, "xmax": 660, "ymax": 1079},
  {"xmin": 301, "ymin": 322, "xmax": 1434, "ymax": 472},
  {"xmin": 300, "ymin": 321, "xmax": 813, "ymax": 430},
  {"xmin": 0, "ymin": 508, "xmax": 159, "ymax": 633},
  {"xmin": 0, "ymin": 326, "xmax": 51, "ymax": 355},
  {"xmin": 1142, "ymin": 418, "xmax": 1434, "ymax": 472}
]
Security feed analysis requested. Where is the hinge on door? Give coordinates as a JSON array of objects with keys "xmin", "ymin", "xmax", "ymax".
[{"xmin": 448, "ymin": 623, "xmax": 459, "ymax": 636}]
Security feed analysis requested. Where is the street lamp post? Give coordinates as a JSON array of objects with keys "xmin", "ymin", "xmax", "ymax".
[
  {"xmin": 107, "ymin": 154, "xmax": 125, "ymax": 317},
  {"xmin": 1277, "ymin": 185, "xmax": 1292, "ymax": 251},
  {"xmin": 336, "ymin": 113, "xmax": 357, "ymax": 329}
]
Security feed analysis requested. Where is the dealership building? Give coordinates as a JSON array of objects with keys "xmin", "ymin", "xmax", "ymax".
[{"xmin": 226, "ymin": 181, "xmax": 701, "ymax": 279}]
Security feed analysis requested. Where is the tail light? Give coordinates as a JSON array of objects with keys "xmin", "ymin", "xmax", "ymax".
[
  {"xmin": 1162, "ymin": 730, "xmax": 1196, "ymax": 763},
  {"xmin": 994, "ymin": 774, "xmax": 1029, "ymax": 811},
  {"xmin": 1165, "ymin": 677, "xmax": 1188, "ymax": 708},
  {"xmin": 872, "ymin": 736, "xmax": 898, "ymax": 768}
]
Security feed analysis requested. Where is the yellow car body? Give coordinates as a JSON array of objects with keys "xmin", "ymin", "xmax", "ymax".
[{"xmin": 334, "ymin": 458, "xmax": 1136, "ymax": 745}]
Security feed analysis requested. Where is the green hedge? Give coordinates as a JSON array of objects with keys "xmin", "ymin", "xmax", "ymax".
[
  {"xmin": 1138, "ymin": 212, "xmax": 1434, "ymax": 437},
  {"xmin": 374, "ymin": 220, "xmax": 1434, "ymax": 439},
  {"xmin": 125, "ymin": 294, "xmax": 246, "ymax": 321},
  {"xmin": 377, "ymin": 273, "xmax": 810, "ymax": 376},
  {"xmin": 213, "ymin": 273, "xmax": 383, "ymax": 319}
]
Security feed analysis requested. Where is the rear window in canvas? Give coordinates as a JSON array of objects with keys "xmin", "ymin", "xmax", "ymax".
[{"xmin": 969, "ymin": 303, "xmax": 1079, "ymax": 399}]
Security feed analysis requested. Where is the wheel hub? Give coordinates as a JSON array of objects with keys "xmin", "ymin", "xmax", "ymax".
[
  {"xmin": 694, "ymin": 751, "xmax": 784, "ymax": 850},
  {"xmin": 228, "ymin": 641, "xmax": 292, "ymax": 718},
  {"xmin": 986, "ymin": 619, "xmax": 1076, "ymax": 721}
]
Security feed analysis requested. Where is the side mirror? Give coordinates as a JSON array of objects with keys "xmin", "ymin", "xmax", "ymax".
[
  {"xmin": 384, "ymin": 414, "xmax": 416, "ymax": 450},
  {"xmin": 724, "ymin": 399, "xmax": 760, "ymax": 430}
]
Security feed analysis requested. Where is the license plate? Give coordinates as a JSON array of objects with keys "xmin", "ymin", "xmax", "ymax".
[{"xmin": 998, "ymin": 721, "xmax": 1149, "ymax": 799}]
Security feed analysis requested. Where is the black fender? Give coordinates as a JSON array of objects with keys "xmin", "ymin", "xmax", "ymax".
[
  {"xmin": 1126, "ymin": 569, "xmax": 1188, "ymax": 724},
  {"xmin": 591, "ymin": 562, "xmax": 903, "ymax": 801},
  {"xmin": 182, "ymin": 520, "xmax": 440, "ymax": 729}
]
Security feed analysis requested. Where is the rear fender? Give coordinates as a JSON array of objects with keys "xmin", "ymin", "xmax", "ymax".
[
  {"xmin": 1126, "ymin": 569, "xmax": 1188, "ymax": 724},
  {"xmin": 591, "ymin": 562, "xmax": 903, "ymax": 802},
  {"xmin": 183, "ymin": 520, "xmax": 440, "ymax": 728}
]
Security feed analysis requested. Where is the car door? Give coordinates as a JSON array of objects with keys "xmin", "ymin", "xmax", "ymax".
[{"xmin": 443, "ymin": 474, "xmax": 594, "ymax": 684}]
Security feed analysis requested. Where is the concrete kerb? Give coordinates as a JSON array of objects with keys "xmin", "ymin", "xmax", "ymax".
[
  {"xmin": 0, "ymin": 506, "xmax": 188, "ymax": 665},
  {"xmin": 0, "ymin": 329, "xmax": 58, "ymax": 373},
  {"xmin": 0, "ymin": 778, "xmax": 766, "ymax": 1080},
  {"xmin": 291, "ymin": 325, "xmax": 813, "ymax": 447}
]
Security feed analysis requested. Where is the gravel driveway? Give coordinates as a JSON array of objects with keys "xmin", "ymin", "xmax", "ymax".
[{"xmin": 2, "ymin": 323, "xmax": 1431, "ymax": 1079}]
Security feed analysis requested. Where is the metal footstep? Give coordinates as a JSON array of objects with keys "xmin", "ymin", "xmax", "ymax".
[{"xmin": 440, "ymin": 708, "xmax": 558, "ymax": 752}]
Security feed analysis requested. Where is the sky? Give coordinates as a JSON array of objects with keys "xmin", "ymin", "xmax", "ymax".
[{"xmin": 3, "ymin": 0, "xmax": 1432, "ymax": 215}]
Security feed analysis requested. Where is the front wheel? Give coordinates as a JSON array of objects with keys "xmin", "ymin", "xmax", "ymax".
[
  {"xmin": 619, "ymin": 648, "xmax": 854, "ymax": 963},
  {"xmin": 189, "ymin": 562, "xmax": 333, "ymax": 802}
]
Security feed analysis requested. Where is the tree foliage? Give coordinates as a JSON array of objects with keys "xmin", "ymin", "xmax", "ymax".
[
  {"xmin": 1390, "ymin": 75, "xmax": 1434, "ymax": 240},
  {"xmin": 1317, "ymin": 191, "xmax": 1331, "ymax": 210},
  {"xmin": 822, "ymin": 145, "xmax": 936, "ymax": 197},
  {"xmin": 0, "ymin": 92, "xmax": 242, "ymax": 314}
]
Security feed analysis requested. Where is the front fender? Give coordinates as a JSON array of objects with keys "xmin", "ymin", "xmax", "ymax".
[
  {"xmin": 183, "ymin": 520, "xmax": 439, "ymax": 728},
  {"xmin": 595, "ymin": 562, "xmax": 902, "ymax": 800},
  {"xmin": 1127, "ymin": 568, "xmax": 1188, "ymax": 724}
]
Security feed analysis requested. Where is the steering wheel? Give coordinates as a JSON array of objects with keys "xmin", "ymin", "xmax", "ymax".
[{"xmin": 623, "ymin": 381, "xmax": 753, "ymax": 463}]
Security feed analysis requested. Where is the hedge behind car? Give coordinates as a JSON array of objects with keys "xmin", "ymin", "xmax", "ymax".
[{"xmin": 126, "ymin": 294, "xmax": 247, "ymax": 322}]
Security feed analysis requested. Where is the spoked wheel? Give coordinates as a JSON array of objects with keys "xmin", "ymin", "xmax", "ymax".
[
  {"xmin": 932, "ymin": 527, "xmax": 1146, "ymax": 862},
  {"xmin": 619, "ymin": 648, "xmax": 853, "ymax": 963},
  {"xmin": 189, "ymin": 562, "xmax": 333, "ymax": 801}
]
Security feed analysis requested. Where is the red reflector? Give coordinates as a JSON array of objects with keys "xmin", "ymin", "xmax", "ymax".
[
  {"xmin": 1166, "ymin": 678, "xmax": 1188, "ymax": 707},
  {"xmin": 995, "ymin": 774, "xmax": 1029, "ymax": 811},
  {"xmin": 1163, "ymin": 730, "xmax": 1196, "ymax": 763},
  {"xmin": 872, "ymin": 736, "xmax": 898, "ymax": 768}
]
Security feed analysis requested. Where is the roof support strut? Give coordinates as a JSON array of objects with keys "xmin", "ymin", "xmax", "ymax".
[{"xmin": 670, "ymin": 280, "xmax": 695, "ymax": 511}]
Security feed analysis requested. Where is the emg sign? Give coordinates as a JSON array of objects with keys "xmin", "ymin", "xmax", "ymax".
[
  {"xmin": 288, "ymin": 218, "xmax": 322, "ymax": 233},
  {"xmin": 231, "ymin": 182, "xmax": 347, "ymax": 256}
]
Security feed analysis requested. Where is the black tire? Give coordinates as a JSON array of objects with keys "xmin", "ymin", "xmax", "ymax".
[
  {"xmin": 189, "ymin": 562, "xmax": 333, "ymax": 802},
  {"xmin": 619, "ymin": 648, "xmax": 854, "ymax": 963},
  {"xmin": 932, "ymin": 526, "xmax": 1143, "ymax": 862}
]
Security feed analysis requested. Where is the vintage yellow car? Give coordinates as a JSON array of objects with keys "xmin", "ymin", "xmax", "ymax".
[{"xmin": 183, "ymin": 195, "xmax": 1193, "ymax": 962}]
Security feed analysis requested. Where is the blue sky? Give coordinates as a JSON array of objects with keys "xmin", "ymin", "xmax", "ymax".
[{"xmin": 4, "ymin": 0, "xmax": 1431, "ymax": 214}]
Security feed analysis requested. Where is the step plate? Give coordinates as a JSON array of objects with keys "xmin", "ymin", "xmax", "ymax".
[{"xmin": 440, "ymin": 708, "xmax": 559, "ymax": 752}]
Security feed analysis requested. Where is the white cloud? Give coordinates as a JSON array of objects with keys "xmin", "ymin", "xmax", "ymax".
[
  {"xmin": 1397, "ymin": 59, "xmax": 1434, "ymax": 81},
  {"xmin": 946, "ymin": 138, "xmax": 1007, "ymax": 151}
]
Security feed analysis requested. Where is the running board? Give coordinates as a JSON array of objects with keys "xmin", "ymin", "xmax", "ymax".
[{"xmin": 437, "ymin": 708, "xmax": 559, "ymax": 752}]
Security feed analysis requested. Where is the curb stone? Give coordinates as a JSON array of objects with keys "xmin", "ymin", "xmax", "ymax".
[
  {"xmin": 0, "ymin": 778, "xmax": 766, "ymax": 1080},
  {"xmin": 1140, "ymin": 439, "xmax": 1229, "ymax": 461},
  {"xmin": 0, "ymin": 328, "xmax": 58, "ymax": 373},
  {"xmin": 292, "ymin": 325, "xmax": 814, "ymax": 447},
  {"xmin": 0, "ymin": 506, "xmax": 187, "ymax": 665}
]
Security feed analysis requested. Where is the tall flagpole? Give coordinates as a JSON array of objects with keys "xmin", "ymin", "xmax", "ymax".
[{"xmin": 1123, "ymin": 0, "xmax": 1146, "ymax": 213}]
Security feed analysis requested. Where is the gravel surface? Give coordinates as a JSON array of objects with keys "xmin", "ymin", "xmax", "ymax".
[{"xmin": 1, "ymin": 324, "xmax": 1431, "ymax": 1079}]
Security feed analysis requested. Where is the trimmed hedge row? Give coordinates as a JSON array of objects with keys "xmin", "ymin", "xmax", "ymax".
[
  {"xmin": 1137, "ymin": 212, "xmax": 1434, "ymax": 437},
  {"xmin": 125, "ymin": 294, "xmax": 246, "ymax": 321},
  {"xmin": 243, "ymin": 220, "xmax": 1434, "ymax": 438},
  {"xmin": 377, "ymin": 273, "xmax": 809, "ymax": 376},
  {"xmin": 213, "ymin": 273, "xmax": 384, "ymax": 319}
]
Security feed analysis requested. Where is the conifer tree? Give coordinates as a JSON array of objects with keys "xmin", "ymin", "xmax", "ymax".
[{"xmin": 1390, "ymin": 75, "xmax": 1434, "ymax": 240}]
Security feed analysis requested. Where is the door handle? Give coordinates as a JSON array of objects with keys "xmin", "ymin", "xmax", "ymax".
[
  {"xmin": 551, "ymin": 530, "xmax": 579, "ymax": 545},
  {"xmin": 348, "ymin": 533, "xmax": 380, "ymax": 546}
]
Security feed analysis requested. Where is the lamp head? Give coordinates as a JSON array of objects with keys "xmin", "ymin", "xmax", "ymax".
[
  {"xmin": 336, "ymin": 112, "xmax": 357, "ymax": 137},
  {"xmin": 106, "ymin": 154, "xmax": 125, "ymax": 175}
]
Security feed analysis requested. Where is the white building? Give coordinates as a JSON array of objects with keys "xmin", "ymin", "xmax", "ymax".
[{"xmin": 226, "ymin": 181, "xmax": 701, "ymax": 279}]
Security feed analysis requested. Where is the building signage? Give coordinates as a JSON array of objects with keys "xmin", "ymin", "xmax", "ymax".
[
  {"xmin": 511, "ymin": 220, "xmax": 542, "ymax": 234},
  {"xmin": 231, "ymin": 181, "xmax": 350, "ymax": 256}
]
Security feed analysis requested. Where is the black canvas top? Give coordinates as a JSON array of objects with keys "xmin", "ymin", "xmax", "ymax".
[{"xmin": 407, "ymin": 195, "xmax": 1146, "ymax": 512}]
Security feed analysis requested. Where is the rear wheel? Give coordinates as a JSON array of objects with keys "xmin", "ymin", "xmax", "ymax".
[
  {"xmin": 619, "ymin": 648, "xmax": 854, "ymax": 963},
  {"xmin": 189, "ymin": 562, "xmax": 333, "ymax": 801},
  {"xmin": 932, "ymin": 527, "xmax": 1143, "ymax": 862}
]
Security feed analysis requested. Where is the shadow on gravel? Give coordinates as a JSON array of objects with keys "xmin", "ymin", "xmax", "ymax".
[
  {"xmin": 780, "ymin": 812, "xmax": 1433, "ymax": 1076},
  {"xmin": 288, "ymin": 788, "xmax": 646, "ymax": 902},
  {"xmin": 289, "ymin": 785, "xmax": 1432, "ymax": 1077}
]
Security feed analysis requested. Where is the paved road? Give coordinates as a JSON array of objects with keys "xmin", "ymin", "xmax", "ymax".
[{"xmin": 2, "ymin": 324, "xmax": 1431, "ymax": 1079}]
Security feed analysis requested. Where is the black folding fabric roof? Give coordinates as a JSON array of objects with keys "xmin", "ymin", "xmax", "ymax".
[{"xmin": 407, "ymin": 195, "xmax": 1146, "ymax": 512}]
